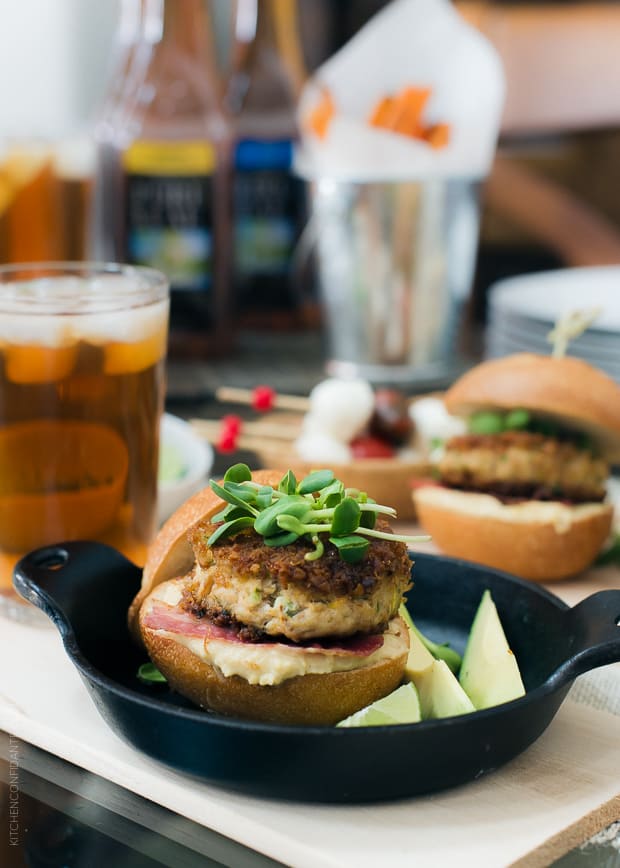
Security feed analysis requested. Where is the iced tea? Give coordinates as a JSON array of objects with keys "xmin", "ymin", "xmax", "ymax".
[
  {"xmin": 0, "ymin": 264, "xmax": 169, "ymax": 594},
  {"xmin": 0, "ymin": 140, "xmax": 94, "ymax": 263}
]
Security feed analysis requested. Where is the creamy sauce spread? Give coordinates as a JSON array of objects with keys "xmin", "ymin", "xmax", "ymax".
[
  {"xmin": 419, "ymin": 486, "xmax": 609, "ymax": 534},
  {"xmin": 150, "ymin": 580, "xmax": 407, "ymax": 686}
]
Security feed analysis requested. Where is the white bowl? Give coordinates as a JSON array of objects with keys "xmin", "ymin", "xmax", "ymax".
[{"xmin": 158, "ymin": 413, "xmax": 213, "ymax": 525}]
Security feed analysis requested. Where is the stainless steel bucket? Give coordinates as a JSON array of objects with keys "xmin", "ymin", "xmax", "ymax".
[{"xmin": 309, "ymin": 177, "xmax": 480, "ymax": 386}]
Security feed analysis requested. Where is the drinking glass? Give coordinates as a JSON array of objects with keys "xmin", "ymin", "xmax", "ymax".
[{"xmin": 0, "ymin": 262, "xmax": 169, "ymax": 622}]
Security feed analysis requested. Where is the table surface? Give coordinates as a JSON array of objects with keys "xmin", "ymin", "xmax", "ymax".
[{"xmin": 0, "ymin": 727, "xmax": 618, "ymax": 868}]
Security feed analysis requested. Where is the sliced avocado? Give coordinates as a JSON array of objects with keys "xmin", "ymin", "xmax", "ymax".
[
  {"xmin": 400, "ymin": 607, "xmax": 474, "ymax": 719},
  {"xmin": 416, "ymin": 659, "xmax": 475, "ymax": 719},
  {"xmin": 399, "ymin": 604, "xmax": 462, "ymax": 674},
  {"xmin": 401, "ymin": 609, "xmax": 435, "ymax": 681},
  {"xmin": 459, "ymin": 590, "xmax": 526, "ymax": 710}
]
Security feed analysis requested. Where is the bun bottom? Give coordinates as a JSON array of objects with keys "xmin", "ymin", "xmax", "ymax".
[
  {"xmin": 140, "ymin": 589, "xmax": 408, "ymax": 726},
  {"xmin": 413, "ymin": 485, "xmax": 613, "ymax": 582}
]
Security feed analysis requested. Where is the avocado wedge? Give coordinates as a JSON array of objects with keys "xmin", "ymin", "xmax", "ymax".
[
  {"xmin": 459, "ymin": 590, "xmax": 525, "ymax": 709},
  {"xmin": 400, "ymin": 605, "xmax": 474, "ymax": 719},
  {"xmin": 398, "ymin": 604, "xmax": 462, "ymax": 674}
]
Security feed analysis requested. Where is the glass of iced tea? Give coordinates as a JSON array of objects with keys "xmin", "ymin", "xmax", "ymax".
[
  {"xmin": 0, "ymin": 137, "xmax": 95, "ymax": 263},
  {"xmin": 0, "ymin": 262, "xmax": 169, "ymax": 622}
]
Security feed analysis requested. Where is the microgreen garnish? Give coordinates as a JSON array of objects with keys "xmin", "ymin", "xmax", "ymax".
[
  {"xmin": 207, "ymin": 464, "xmax": 430, "ymax": 563},
  {"xmin": 137, "ymin": 663, "xmax": 167, "ymax": 684},
  {"xmin": 595, "ymin": 533, "xmax": 620, "ymax": 567}
]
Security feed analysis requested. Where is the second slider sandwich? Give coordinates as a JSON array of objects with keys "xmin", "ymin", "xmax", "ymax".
[{"xmin": 413, "ymin": 353, "xmax": 620, "ymax": 581}]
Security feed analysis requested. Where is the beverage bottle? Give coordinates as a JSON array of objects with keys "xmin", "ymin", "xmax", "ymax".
[
  {"xmin": 94, "ymin": 0, "xmax": 233, "ymax": 357},
  {"xmin": 92, "ymin": 0, "xmax": 149, "ymax": 262},
  {"xmin": 226, "ymin": 0, "xmax": 311, "ymax": 330}
]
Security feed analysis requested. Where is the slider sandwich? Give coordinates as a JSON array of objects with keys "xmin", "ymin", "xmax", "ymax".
[
  {"xmin": 130, "ymin": 467, "xmax": 424, "ymax": 725},
  {"xmin": 413, "ymin": 353, "xmax": 620, "ymax": 581}
]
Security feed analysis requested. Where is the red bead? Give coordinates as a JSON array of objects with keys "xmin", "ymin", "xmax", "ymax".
[
  {"xmin": 218, "ymin": 430, "xmax": 239, "ymax": 453},
  {"xmin": 221, "ymin": 414, "xmax": 242, "ymax": 436},
  {"xmin": 217, "ymin": 415, "xmax": 242, "ymax": 453},
  {"xmin": 252, "ymin": 385, "xmax": 276, "ymax": 412}
]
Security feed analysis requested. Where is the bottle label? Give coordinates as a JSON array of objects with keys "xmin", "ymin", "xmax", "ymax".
[
  {"xmin": 233, "ymin": 138, "xmax": 304, "ymax": 279},
  {"xmin": 122, "ymin": 141, "xmax": 216, "ymax": 292}
]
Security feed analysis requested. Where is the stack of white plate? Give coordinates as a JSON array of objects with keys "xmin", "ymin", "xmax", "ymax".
[{"xmin": 485, "ymin": 266, "xmax": 620, "ymax": 382}]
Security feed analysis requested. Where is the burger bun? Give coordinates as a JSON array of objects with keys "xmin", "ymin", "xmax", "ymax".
[
  {"xmin": 139, "ymin": 579, "xmax": 409, "ymax": 726},
  {"xmin": 444, "ymin": 353, "xmax": 620, "ymax": 461},
  {"xmin": 413, "ymin": 484, "xmax": 613, "ymax": 582}
]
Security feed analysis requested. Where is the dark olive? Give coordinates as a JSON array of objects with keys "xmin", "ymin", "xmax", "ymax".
[{"xmin": 369, "ymin": 388, "xmax": 413, "ymax": 446}]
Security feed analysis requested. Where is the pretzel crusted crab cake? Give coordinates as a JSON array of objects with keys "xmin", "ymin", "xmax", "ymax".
[{"xmin": 133, "ymin": 466, "xmax": 424, "ymax": 725}]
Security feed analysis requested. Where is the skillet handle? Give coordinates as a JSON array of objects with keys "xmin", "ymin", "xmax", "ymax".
[
  {"xmin": 548, "ymin": 590, "xmax": 620, "ymax": 688},
  {"xmin": 13, "ymin": 541, "xmax": 142, "ymax": 642}
]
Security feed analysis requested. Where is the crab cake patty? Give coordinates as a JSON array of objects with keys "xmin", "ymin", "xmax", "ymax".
[{"xmin": 182, "ymin": 520, "xmax": 412, "ymax": 642}]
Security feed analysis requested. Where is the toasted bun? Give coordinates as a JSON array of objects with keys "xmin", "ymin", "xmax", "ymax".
[
  {"xmin": 444, "ymin": 354, "xmax": 620, "ymax": 460},
  {"xmin": 139, "ymin": 580, "xmax": 408, "ymax": 725},
  {"xmin": 128, "ymin": 468, "xmax": 290, "ymax": 641},
  {"xmin": 413, "ymin": 484, "xmax": 613, "ymax": 582}
]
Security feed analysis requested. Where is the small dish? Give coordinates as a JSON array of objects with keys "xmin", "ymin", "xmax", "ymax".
[
  {"xmin": 158, "ymin": 414, "xmax": 213, "ymax": 525},
  {"xmin": 13, "ymin": 546, "xmax": 620, "ymax": 803}
]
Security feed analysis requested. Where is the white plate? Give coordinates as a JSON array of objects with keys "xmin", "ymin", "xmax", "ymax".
[{"xmin": 488, "ymin": 266, "xmax": 620, "ymax": 331}]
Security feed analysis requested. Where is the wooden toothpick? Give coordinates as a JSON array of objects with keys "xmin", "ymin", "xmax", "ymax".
[{"xmin": 546, "ymin": 307, "xmax": 602, "ymax": 358}]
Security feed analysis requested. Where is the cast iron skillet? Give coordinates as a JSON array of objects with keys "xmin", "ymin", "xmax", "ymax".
[{"xmin": 14, "ymin": 542, "xmax": 620, "ymax": 803}]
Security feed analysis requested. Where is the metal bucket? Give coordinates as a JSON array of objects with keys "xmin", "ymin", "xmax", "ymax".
[{"xmin": 309, "ymin": 177, "xmax": 480, "ymax": 386}]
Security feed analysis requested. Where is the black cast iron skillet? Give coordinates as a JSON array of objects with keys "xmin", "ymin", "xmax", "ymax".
[{"xmin": 14, "ymin": 542, "xmax": 620, "ymax": 803}]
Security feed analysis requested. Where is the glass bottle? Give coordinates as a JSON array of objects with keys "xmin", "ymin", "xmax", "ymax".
[
  {"xmin": 226, "ymin": 0, "xmax": 311, "ymax": 330},
  {"xmin": 94, "ymin": 0, "xmax": 233, "ymax": 357},
  {"xmin": 92, "ymin": 0, "xmax": 150, "ymax": 262}
]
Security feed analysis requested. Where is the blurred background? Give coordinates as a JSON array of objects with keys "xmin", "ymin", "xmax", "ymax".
[{"xmin": 1, "ymin": 0, "xmax": 620, "ymax": 393}]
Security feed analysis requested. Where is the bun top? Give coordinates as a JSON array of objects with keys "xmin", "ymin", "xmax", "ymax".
[
  {"xmin": 444, "ymin": 353, "xmax": 620, "ymax": 459},
  {"xmin": 128, "ymin": 468, "xmax": 289, "ymax": 640}
]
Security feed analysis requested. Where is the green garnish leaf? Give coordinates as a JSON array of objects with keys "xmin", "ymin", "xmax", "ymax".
[
  {"xmin": 208, "ymin": 466, "xmax": 430, "ymax": 563},
  {"xmin": 469, "ymin": 411, "xmax": 505, "ymax": 435},
  {"xmin": 211, "ymin": 504, "xmax": 249, "ymax": 524},
  {"xmin": 254, "ymin": 497, "xmax": 309, "ymax": 536},
  {"xmin": 208, "ymin": 515, "xmax": 255, "ymax": 546},
  {"xmin": 223, "ymin": 480, "xmax": 257, "ymax": 503},
  {"xmin": 316, "ymin": 478, "xmax": 345, "ymax": 508},
  {"xmin": 278, "ymin": 470, "xmax": 297, "ymax": 495},
  {"xmin": 504, "ymin": 409, "xmax": 530, "ymax": 430},
  {"xmin": 255, "ymin": 485, "xmax": 274, "ymax": 510},
  {"xmin": 223, "ymin": 463, "xmax": 252, "ymax": 484},
  {"xmin": 359, "ymin": 497, "xmax": 377, "ymax": 529},
  {"xmin": 329, "ymin": 535, "xmax": 370, "ymax": 563},
  {"xmin": 210, "ymin": 479, "xmax": 259, "ymax": 513},
  {"xmin": 595, "ymin": 533, "xmax": 620, "ymax": 566},
  {"xmin": 264, "ymin": 530, "xmax": 299, "ymax": 546},
  {"xmin": 138, "ymin": 663, "xmax": 167, "ymax": 684},
  {"xmin": 297, "ymin": 469, "xmax": 334, "ymax": 495},
  {"xmin": 331, "ymin": 497, "xmax": 361, "ymax": 535}
]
